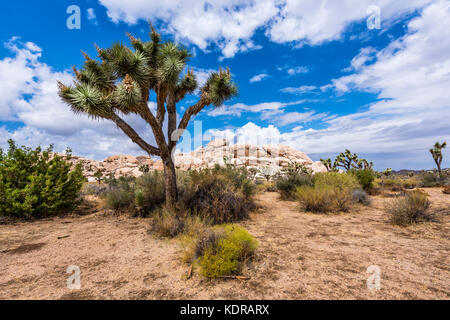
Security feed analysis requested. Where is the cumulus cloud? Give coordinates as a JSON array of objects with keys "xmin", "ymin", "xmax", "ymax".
[
  {"xmin": 208, "ymin": 100, "xmax": 309, "ymax": 118},
  {"xmin": 249, "ymin": 73, "xmax": 269, "ymax": 83},
  {"xmin": 207, "ymin": 1, "xmax": 450, "ymax": 170},
  {"xmin": 98, "ymin": 0, "xmax": 431, "ymax": 58},
  {"xmin": 280, "ymin": 85, "xmax": 318, "ymax": 95}
]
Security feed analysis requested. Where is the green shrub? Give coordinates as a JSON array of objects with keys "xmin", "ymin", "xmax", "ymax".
[
  {"xmin": 350, "ymin": 169, "xmax": 375, "ymax": 191},
  {"xmin": 386, "ymin": 190, "xmax": 433, "ymax": 226},
  {"xmin": 0, "ymin": 140, "xmax": 84, "ymax": 219},
  {"xmin": 276, "ymin": 172, "xmax": 314, "ymax": 200},
  {"xmin": 314, "ymin": 172, "xmax": 360, "ymax": 191},
  {"xmin": 420, "ymin": 172, "xmax": 440, "ymax": 187},
  {"xmin": 295, "ymin": 186, "xmax": 334, "ymax": 213},
  {"xmin": 296, "ymin": 184, "xmax": 353, "ymax": 213},
  {"xmin": 197, "ymin": 224, "xmax": 258, "ymax": 278},
  {"xmin": 105, "ymin": 176, "xmax": 136, "ymax": 211},
  {"xmin": 104, "ymin": 172, "xmax": 165, "ymax": 215}
]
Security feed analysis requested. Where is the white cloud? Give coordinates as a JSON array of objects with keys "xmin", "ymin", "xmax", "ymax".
[
  {"xmin": 209, "ymin": 100, "xmax": 308, "ymax": 117},
  {"xmin": 207, "ymin": 1, "xmax": 450, "ymax": 169},
  {"xmin": 268, "ymin": 0, "xmax": 432, "ymax": 46},
  {"xmin": 280, "ymin": 85, "xmax": 318, "ymax": 95},
  {"xmin": 249, "ymin": 73, "xmax": 269, "ymax": 83},
  {"xmin": 287, "ymin": 66, "xmax": 309, "ymax": 75},
  {"xmin": 99, "ymin": 0, "xmax": 277, "ymax": 59},
  {"xmin": 98, "ymin": 0, "xmax": 431, "ymax": 58}
]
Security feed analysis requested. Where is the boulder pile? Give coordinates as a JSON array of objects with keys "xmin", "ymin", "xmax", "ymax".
[{"xmin": 66, "ymin": 139, "xmax": 327, "ymax": 181}]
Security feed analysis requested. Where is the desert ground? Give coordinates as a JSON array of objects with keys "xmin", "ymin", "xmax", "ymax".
[{"xmin": 0, "ymin": 188, "xmax": 449, "ymax": 300}]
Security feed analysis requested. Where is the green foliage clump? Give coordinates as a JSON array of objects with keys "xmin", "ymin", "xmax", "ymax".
[
  {"xmin": 275, "ymin": 172, "xmax": 314, "ymax": 200},
  {"xmin": 314, "ymin": 172, "xmax": 360, "ymax": 190},
  {"xmin": 0, "ymin": 140, "xmax": 84, "ymax": 219},
  {"xmin": 197, "ymin": 224, "xmax": 258, "ymax": 278},
  {"xmin": 419, "ymin": 172, "xmax": 440, "ymax": 187},
  {"xmin": 350, "ymin": 169, "xmax": 375, "ymax": 191},
  {"xmin": 295, "ymin": 185, "xmax": 352, "ymax": 213},
  {"xmin": 386, "ymin": 190, "xmax": 433, "ymax": 226},
  {"xmin": 105, "ymin": 172, "xmax": 165, "ymax": 216}
]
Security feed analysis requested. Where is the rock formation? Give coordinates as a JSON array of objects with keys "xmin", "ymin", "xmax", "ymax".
[{"xmin": 66, "ymin": 139, "xmax": 327, "ymax": 181}]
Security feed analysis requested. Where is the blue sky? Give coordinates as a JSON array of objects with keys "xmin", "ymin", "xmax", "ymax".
[{"xmin": 1, "ymin": 0, "xmax": 449, "ymax": 170}]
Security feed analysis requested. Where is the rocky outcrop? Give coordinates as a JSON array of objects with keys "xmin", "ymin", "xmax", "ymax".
[{"xmin": 66, "ymin": 139, "xmax": 327, "ymax": 181}]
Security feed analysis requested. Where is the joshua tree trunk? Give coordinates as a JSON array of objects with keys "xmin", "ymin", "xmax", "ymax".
[{"xmin": 162, "ymin": 154, "xmax": 178, "ymax": 208}]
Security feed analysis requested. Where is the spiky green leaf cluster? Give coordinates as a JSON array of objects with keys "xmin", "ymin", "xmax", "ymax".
[{"xmin": 203, "ymin": 68, "xmax": 238, "ymax": 107}]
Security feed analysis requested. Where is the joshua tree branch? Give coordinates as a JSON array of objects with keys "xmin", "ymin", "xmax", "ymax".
[{"xmin": 110, "ymin": 112, "xmax": 160, "ymax": 156}]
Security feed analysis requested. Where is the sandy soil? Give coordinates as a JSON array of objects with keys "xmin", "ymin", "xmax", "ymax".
[{"xmin": 0, "ymin": 188, "xmax": 449, "ymax": 300}]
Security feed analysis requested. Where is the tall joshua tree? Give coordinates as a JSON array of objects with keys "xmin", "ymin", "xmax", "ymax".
[
  {"xmin": 429, "ymin": 141, "xmax": 447, "ymax": 178},
  {"xmin": 58, "ymin": 25, "xmax": 237, "ymax": 208}
]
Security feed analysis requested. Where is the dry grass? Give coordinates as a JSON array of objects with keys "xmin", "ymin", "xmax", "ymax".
[{"xmin": 0, "ymin": 188, "xmax": 449, "ymax": 299}]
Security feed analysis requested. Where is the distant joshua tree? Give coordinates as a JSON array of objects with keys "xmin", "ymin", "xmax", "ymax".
[
  {"xmin": 429, "ymin": 141, "xmax": 447, "ymax": 178},
  {"xmin": 58, "ymin": 24, "xmax": 237, "ymax": 208},
  {"xmin": 322, "ymin": 149, "xmax": 373, "ymax": 172}
]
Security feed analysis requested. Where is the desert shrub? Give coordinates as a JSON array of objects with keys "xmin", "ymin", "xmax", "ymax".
[
  {"xmin": 402, "ymin": 178, "xmax": 419, "ymax": 189},
  {"xmin": 181, "ymin": 170, "xmax": 255, "ymax": 224},
  {"xmin": 295, "ymin": 186, "xmax": 333, "ymax": 213},
  {"xmin": 149, "ymin": 207, "xmax": 186, "ymax": 238},
  {"xmin": 296, "ymin": 183, "xmax": 354, "ymax": 213},
  {"xmin": 0, "ymin": 140, "xmax": 84, "ymax": 219},
  {"xmin": 386, "ymin": 190, "xmax": 433, "ymax": 226},
  {"xmin": 105, "ymin": 176, "xmax": 136, "ymax": 211},
  {"xmin": 81, "ymin": 183, "xmax": 108, "ymax": 196},
  {"xmin": 104, "ymin": 172, "xmax": 165, "ymax": 215},
  {"xmin": 382, "ymin": 178, "xmax": 398, "ymax": 187},
  {"xmin": 212, "ymin": 165, "xmax": 256, "ymax": 199},
  {"xmin": 352, "ymin": 189, "xmax": 372, "ymax": 206},
  {"xmin": 276, "ymin": 172, "xmax": 314, "ymax": 200},
  {"xmin": 420, "ymin": 172, "xmax": 440, "ymax": 187},
  {"xmin": 197, "ymin": 224, "xmax": 258, "ymax": 278},
  {"xmin": 350, "ymin": 169, "xmax": 375, "ymax": 191},
  {"xmin": 314, "ymin": 172, "xmax": 360, "ymax": 191},
  {"xmin": 134, "ymin": 171, "xmax": 165, "ymax": 215},
  {"xmin": 332, "ymin": 188, "xmax": 353, "ymax": 212}
]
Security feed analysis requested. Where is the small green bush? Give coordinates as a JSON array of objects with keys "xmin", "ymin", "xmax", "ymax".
[
  {"xmin": 386, "ymin": 190, "xmax": 433, "ymax": 226},
  {"xmin": 420, "ymin": 172, "xmax": 440, "ymax": 187},
  {"xmin": 314, "ymin": 172, "xmax": 360, "ymax": 191},
  {"xmin": 197, "ymin": 224, "xmax": 258, "ymax": 278},
  {"xmin": 350, "ymin": 169, "xmax": 375, "ymax": 191},
  {"xmin": 0, "ymin": 140, "xmax": 84, "ymax": 219},
  {"xmin": 105, "ymin": 176, "xmax": 136, "ymax": 211},
  {"xmin": 276, "ymin": 172, "xmax": 314, "ymax": 200},
  {"xmin": 295, "ymin": 186, "xmax": 333, "ymax": 213},
  {"xmin": 296, "ymin": 184, "xmax": 354, "ymax": 213}
]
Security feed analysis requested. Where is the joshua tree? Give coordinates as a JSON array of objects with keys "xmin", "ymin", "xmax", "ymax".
[
  {"xmin": 58, "ymin": 25, "xmax": 237, "ymax": 208},
  {"xmin": 429, "ymin": 141, "xmax": 447, "ymax": 178},
  {"xmin": 333, "ymin": 149, "xmax": 358, "ymax": 171}
]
